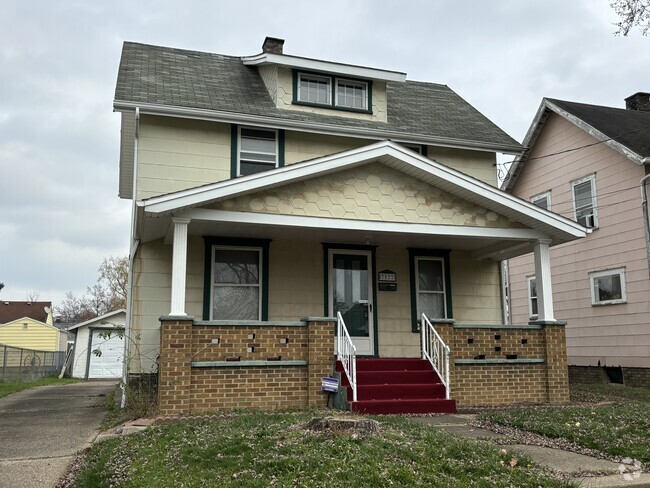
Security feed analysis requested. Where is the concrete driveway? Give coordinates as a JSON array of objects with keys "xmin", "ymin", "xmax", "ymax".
[{"xmin": 0, "ymin": 381, "xmax": 117, "ymax": 488}]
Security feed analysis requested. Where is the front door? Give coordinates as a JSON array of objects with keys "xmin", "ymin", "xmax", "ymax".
[{"xmin": 329, "ymin": 250, "xmax": 374, "ymax": 356}]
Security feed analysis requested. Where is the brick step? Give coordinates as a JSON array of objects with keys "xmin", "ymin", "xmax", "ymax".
[
  {"xmin": 350, "ymin": 383, "xmax": 447, "ymax": 402},
  {"xmin": 352, "ymin": 398, "xmax": 457, "ymax": 415}
]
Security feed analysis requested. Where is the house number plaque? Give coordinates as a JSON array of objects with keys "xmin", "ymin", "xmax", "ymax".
[{"xmin": 378, "ymin": 269, "xmax": 397, "ymax": 291}]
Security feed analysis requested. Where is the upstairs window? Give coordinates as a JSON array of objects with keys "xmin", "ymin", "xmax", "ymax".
[
  {"xmin": 297, "ymin": 73, "xmax": 331, "ymax": 105},
  {"xmin": 531, "ymin": 191, "xmax": 551, "ymax": 210},
  {"xmin": 238, "ymin": 127, "xmax": 278, "ymax": 177},
  {"xmin": 294, "ymin": 71, "xmax": 372, "ymax": 113},
  {"xmin": 572, "ymin": 174, "xmax": 598, "ymax": 228},
  {"xmin": 336, "ymin": 79, "xmax": 368, "ymax": 110}
]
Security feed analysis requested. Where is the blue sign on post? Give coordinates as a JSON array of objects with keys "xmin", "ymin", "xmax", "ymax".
[{"xmin": 321, "ymin": 377, "xmax": 339, "ymax": 393}]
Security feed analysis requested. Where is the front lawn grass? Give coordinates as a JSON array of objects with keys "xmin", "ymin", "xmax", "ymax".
[
  {"xmin": 479, "ymin": 383, "xmax": 650, "ymax": 464},
  {"xmin": 0, "ymin": 376, "xmax": 80, "ymax": 399},
  {"xmin": 76, "ymin": 411, "xmax": 573, "ymax": 487}
]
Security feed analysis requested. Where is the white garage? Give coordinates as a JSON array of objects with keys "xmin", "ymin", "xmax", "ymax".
[{"xmin": 68, "ymin": 310, "xmax": 126, "ymax": 379}]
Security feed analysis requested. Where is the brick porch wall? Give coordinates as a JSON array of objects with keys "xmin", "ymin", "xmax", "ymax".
[
  {"xmin": 158, "ymin": 317, "xmax": 334, "ymax": 415},
  {"xmin": 431, "ymin": 321, "xmax": 569, "ymax": 406}
]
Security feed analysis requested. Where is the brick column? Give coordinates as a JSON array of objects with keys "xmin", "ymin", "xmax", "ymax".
[
  {"xmin": 540, "ymin": 321, "xmax": 569, "ymax": 403},
  {"xmin": 306, "ymin": 319, "xmax": 335, "ymax": 406},
  {"xmin": 158, "ymin": 317, "xmax": 194, "ymax": 415}
]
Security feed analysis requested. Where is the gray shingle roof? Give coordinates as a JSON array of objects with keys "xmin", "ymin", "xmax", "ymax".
[
  {"xmin": 114, "ymin": 42, "xmax": 521, "ymax": 152},
  {"xmin": 548, "ymin": 98, "xmax": 650, "ymax": 158}
]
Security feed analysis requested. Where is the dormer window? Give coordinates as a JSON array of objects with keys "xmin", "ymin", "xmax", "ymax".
[{"xmin": 294, "ymin": 71, "xmax": 372, "ymax": 114}]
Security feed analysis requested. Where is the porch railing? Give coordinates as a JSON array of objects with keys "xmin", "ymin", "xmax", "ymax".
[
  {"xmin": 421, "ymin": 314, "xmax": 451, "ymax": 400},
  {"xmin": 336, "ymin": 312, "xmax": 357, "ymax": 402}
]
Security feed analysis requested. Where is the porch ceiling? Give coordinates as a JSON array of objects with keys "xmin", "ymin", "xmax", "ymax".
[{"xmin": 140, "ymin": 209, "xmax": 544, "ymax": 260}]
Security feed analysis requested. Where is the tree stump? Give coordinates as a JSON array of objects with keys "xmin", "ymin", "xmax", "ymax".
[{"xmin": 304, "ymin": 416, "xmax": 380, "ymax": 435}]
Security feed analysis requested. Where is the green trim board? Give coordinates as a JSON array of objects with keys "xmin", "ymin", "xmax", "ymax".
[
  {"xmin": 230, "ymin": 124, "xmax": 238, "ymax": 178},
  {"xmin": 202, "ymin": 236, "xmax": 271, "ymax": 321},
  {"xmin": 291, "ymin": 69, "xmax": 373, "ymax": 114},
  {"xmin": 408, "ymin": 248, "xmax": 453, "ymax": 333}
]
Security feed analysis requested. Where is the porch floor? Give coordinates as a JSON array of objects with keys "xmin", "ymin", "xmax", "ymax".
[{"xmin": 336, "ymin": 358, "xmax": 457, "ymax": 415}]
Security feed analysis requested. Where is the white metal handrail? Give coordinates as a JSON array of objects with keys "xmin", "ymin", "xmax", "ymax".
[
  {"xmin": 421, "ymin": 313, "xmax": 451, "ymax": 400},
  {"xmin": 336, "ymin": 311, "xmax": 357, "ymax": 402}
]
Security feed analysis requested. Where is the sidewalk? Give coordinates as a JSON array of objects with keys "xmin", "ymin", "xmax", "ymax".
[{"xmin": 411, "ymin": 415, "xmax": 650, "ymax": 488}]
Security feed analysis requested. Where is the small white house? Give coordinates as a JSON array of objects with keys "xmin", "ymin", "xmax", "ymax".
[{"xmin": 68, "ymin": 310, "xmax": 126, "ymax": 379}]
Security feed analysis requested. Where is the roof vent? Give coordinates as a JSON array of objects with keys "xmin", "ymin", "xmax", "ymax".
[
  {"xmin": 262, "ymin": 36, "xmax": 284, "ymax": 55},
  {"xmin": 624, "ymin": 92, "xmax": 650, "ymax": 111}
]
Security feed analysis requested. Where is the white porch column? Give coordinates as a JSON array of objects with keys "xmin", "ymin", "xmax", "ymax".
[
  {"xmin": 170, "ymin": 217, "xmax": 191, "ymax": 316},
  {"xmin": 533, "ymin": 239, "xmax": 555, "ymax": 322}
]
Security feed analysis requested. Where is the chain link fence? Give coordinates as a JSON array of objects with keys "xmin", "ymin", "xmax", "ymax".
[{"xmin": 0, "ymin": 343, "xmax": 65, "ymax": 382}]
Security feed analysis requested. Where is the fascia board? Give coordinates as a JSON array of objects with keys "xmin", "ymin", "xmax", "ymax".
[
  {"xmin": 241, "ymin": 53, "xmax": 407, "ymax": 82},
  {"xmin": 66, "ymin": 309, "xmax": 126, "ymax": 331},
  {"xmin": 143, "ymin": 141, "xmax": 585, "ymax": 239},
  {"xmin": 175, "ymin": 208, "xmax": 548, "ymax": 241},
  {"xmin": 113, "ymin": 101, "xmax": 524, "ymax": 155},
  {"xmin": 545, "ymin": 100, "xmax": 645, "ymax": 165}
]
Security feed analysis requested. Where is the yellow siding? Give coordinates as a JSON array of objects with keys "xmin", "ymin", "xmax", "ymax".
[
  {"xmin": 284, "ymin": 132, "xmax": 368, "ymax": 165},
  {"xmin": 450, "ymin": 251, "xmax": 503, "ymax": 324},
  {"xmin": 213, "ymin": 162, "xmax": 522, "ymax": 228},
  {"xmin": 137, "ymin": 116, "xmax": 231, "ymax": 199},
  {"xmin": 0, "ymin": 318, "xmax": 60, "ymax": 351},
  {"xmin": 427, "ymin": 146, "xmax": 497, "ymax": 186}
]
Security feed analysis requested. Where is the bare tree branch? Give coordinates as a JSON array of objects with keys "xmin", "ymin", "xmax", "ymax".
[{"xmin": 611, "ymin": 0, "xmax": 650, "ymax": 35}]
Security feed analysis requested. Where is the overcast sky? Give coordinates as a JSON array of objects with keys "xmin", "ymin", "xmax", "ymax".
[{"xmin": 1, "ymin": 0, "xmax": 648, "ymax": 307}]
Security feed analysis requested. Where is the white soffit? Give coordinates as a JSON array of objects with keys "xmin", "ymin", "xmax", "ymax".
[
  {"xmin": 241, "ymin": 53, "xmax": 406, "ymax": 82},
  {"xmin": 141, "ymin": 141, "xmax": 587, "ymax": 242}
]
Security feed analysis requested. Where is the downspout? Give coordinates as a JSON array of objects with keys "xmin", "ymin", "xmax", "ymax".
[
  {"xmin": 121, "ymin": 107, "xmax": 140, "ymax": 408},
  {"xmin": 641, "ymin": 173, "xmax": 650, "ymax": 279}
]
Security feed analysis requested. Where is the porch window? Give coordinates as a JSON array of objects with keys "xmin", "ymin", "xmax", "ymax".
[
  {"xmin": 211, "ymin": 246, "xmax": 262, "ymax": 320},
  {"xmin": 572, "ymin": 174, "xmax": 598, "ymax": 228},
  {"xmin": 589, "ymin": 268, "xmax": 627, "ymax": 305},
  {"xmin": 527, "ymin": 276, "xmax": 538, "ymax": 318},
  {"xmin": 408, "ymin": 249, "xmax": 452, "ymax": 332}
]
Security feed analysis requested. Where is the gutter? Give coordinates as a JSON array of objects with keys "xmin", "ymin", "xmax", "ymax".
[
  {"xmin": 113, "ymin": 100, "xmax": 524, "ymax": 155},
  {"xmin": 641, "ymin": 173, "xmax": 650, "ymax": 279},
  {"xmin": 121, "ymin": 107, "xmax": 140, "ymax": 408}
]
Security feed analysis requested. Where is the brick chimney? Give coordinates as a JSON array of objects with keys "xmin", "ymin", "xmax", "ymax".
[
  {"xmin": 625, "ymin": 92, "xmax": 650, "ymax": 111},
  {"xmin": 262, "ymin": 36, "xmax": 284, "ymax": 55}
]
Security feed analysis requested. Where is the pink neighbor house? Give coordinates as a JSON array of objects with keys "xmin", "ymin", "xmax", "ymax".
[{"xmin": 505, "ymin": 93, "xmax": 650, "ymax": 386}]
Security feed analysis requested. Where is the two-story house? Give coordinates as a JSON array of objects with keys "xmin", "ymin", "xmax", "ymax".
[
  {"xmin": 114, "ymin": 37, "xmax": 587, "ymax": 415},
  {"xmin": 505, "ymin": 93, "xmax": 650, "ymax": 387}
]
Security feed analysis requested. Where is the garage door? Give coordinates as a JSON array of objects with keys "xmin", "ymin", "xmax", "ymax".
[{"xmin": 88, "ymin": 329, "xmax": 124, "ymax": 379}]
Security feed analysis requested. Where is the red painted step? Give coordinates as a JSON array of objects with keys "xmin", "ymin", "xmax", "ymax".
[
  {"xmin": 335, "ymin": 358, "xmax": 456, "ymax": 415},
  {"xmin": 353, "ymin": 398, "xmax": 457, "ymax": 415}
]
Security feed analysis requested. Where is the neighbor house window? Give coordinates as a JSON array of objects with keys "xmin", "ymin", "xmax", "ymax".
[
  {"xmin": 408, "ymin": 249, "xmax": 452, "ymax": 332},
  {"xmin": 293, "ymin": 71, "xmax": 372, "ymax": 113},
  {"xmin": 527, "ymin": 276, "xmax": 538, "ymax": 318},
  {"xmin": 531, "ymin": 191, "xmax": 551, "ymax": 210},
  {"xmin": 572, "ymin": 174, "xmax": 598, "ymax": 228},
  {"xmin": 238, "ymin": 127, "xmax": 278, "ymax": 177},
  {"xmin": 211, "ymin": 246, "xmax": 262, "ymax": 320},
  {"xmin": 589, "ymin": 268, "xmax": 627, "ymax": 305}
]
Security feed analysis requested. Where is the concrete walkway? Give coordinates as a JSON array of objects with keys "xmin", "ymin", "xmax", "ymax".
[
  {"xmin": 412, "ymin": 415, "xmax": 650, "ymax": 488},
  {"xmin": 0, "ymin": 381, "xmax": 117, "ymax": 488}
]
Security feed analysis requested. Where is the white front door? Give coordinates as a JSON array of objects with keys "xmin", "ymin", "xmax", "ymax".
[
  {"xmin": 329, "ymin": 249, "xmax": 374, "ymax": 356},
  {"xmin": 88, "ymin": 329, "xmax": 124, "ymax": 379}
]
